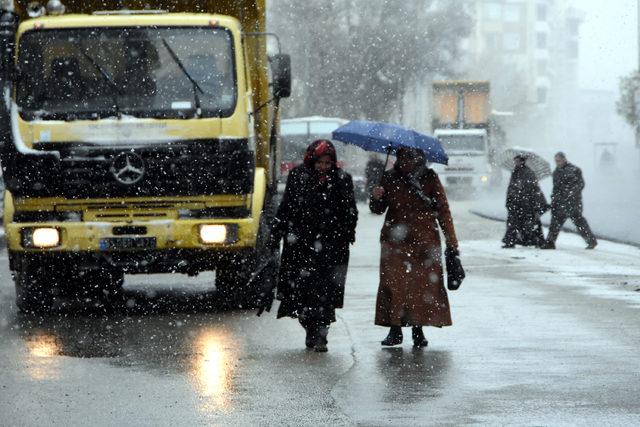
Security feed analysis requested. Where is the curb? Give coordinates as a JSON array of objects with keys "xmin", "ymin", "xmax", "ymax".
[{"xmin": 470, "ymin": 210, "xmax": 640, "ymax": 249}]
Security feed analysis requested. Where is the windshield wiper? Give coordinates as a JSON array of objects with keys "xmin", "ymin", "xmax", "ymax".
[
  {"xmin": 161, "ymin": 38, "xmax": 205, "ymax": 118},
  {"xmin": 78, "ymin": 48, "xmax": 122, "ymax": 119}
]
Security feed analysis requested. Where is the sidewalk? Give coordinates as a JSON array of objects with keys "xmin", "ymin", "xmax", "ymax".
[{"xmin": 472, "ymin": 169, "xmax": 640, "ymax": 247}]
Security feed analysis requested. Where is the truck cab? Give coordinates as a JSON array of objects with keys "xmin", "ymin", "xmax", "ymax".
[
  {"xmin": 432, "ymin": 128, "xmax": 491, "ymax": 189},
  {"xmin": 430, "ymin": 80, "xmax": 499, "ymax": 193},
  {"xmin": 0, "ymin": 1, "xmax": 291, "ymax": 312}
]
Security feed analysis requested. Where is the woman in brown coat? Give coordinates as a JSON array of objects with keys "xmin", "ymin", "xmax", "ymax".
[{"xmin": 370, "ymin": 147, "xmax": 459, "ymax": 347}]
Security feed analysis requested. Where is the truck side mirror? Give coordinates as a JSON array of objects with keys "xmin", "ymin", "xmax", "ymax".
[
  {"xmin": 0, "ymin": 12, "xmax": 18, "ymax": 82},
  {"xmin": 270, "ymin": 54, "xmax": 291, "ymax": 99}
]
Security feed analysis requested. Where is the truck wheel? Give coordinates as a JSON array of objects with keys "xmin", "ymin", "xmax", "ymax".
[
  {"xmin": 215, "ymin": 207, "xmax": 277, "ymax": 309},
  {"xmin": 214, "ymin": 193, "xmax": 280, "ymax": 310},
  {"xmin": 13, "ymin": 255, "xmax": 68, "ymax": 314}
]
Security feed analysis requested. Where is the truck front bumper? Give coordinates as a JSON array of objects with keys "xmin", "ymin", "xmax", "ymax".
[
  {"xmin": 443, "ymin": 174, "xmax": 490, "ymax": 188},
  {"xmin": 6, "ymin": 218, "xmax": 259, "ymax": 273}
]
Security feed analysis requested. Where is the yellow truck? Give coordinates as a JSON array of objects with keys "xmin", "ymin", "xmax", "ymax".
[{"xmin": 0, "ymin": 0, "xmax": 291, "ymax": 311}]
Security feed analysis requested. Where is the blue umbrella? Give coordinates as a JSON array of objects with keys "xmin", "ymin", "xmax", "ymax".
[{"xmin": 332, "ymin": 120, "xmax": 449, "ymax": 165}]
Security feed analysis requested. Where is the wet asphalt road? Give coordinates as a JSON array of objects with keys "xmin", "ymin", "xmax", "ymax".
[{"xmin": 1, "ymin": 201, "xmax": 640, "ymax": 426}]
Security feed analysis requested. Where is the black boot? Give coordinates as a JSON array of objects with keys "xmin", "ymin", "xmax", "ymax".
[
  {"xmin": 381, "ymin": 326, "xmax": 403, "ymax": 346},
  {"xmin": 314, "ymin": 326, "xmax": 328, "ymax": 352},
  {"xmin": 305, "ymin": 326, "xmax": 317, "ymax": 349},
  {"xmin": 540, "ymin": 240, "xmax": 556, "ymax": 250},
  {"xmin": 412, "ymin": 327, "xmax": 429, "ymax": 348}
]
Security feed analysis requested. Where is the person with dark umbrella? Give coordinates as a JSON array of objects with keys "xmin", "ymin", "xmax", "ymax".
[
  {"xmin": 269, "ymin": 139, "xmax": 358, "ymax": 352},
  {"xmin": 370, "ymin": 147, "xmax": 460, "ymax": 348},
  {"xmin": 543, "ymin": 152, "xmax": 597, "ymax": 250},
  {"xmin": 502, "ymin": 155, "xmax": 549, "ymax": 248}
]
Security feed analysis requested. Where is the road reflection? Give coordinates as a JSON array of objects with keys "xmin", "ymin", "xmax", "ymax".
[
  {"xmin": 191, "ymin": 329, "xmax": 236, "ymax": 413},
  {"xmin": 12, "ymin": 289, "xmax": 241, "ymax": 414},
  {"xmin": 376, "ymin": 348, "xmax": 451, "ymax": 403},
  {"xmin": 23, "ymin": 331, "xmax": 62, "ymax": 380}
]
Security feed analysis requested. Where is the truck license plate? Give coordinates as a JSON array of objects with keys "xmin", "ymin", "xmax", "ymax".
[{"xmin": 99, "ymin": 237, "xmax": 157, "ymax": 251}]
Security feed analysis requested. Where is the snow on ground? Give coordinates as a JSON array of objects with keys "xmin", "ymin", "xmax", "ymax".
[
  {"xmin": 462, "ymin": 233, "xmax": 640, "ymax": 308},
  {"xmin": 472, "ymin": 166, "xmax": 640, "ymax": 246}
]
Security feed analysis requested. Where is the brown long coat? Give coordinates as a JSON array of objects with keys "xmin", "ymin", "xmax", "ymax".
[{"xmin": 370, "ymin": 167, "xmax": 458, "ymax": 327}]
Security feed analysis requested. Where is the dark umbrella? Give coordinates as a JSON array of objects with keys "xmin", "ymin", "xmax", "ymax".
[
  {"xmin": 497, "ymin": 147, "xmax": 552, "ymax": 180},
  {"xmin": 332, "ymin": 121, "xmax": 449, "ymax": 170}
]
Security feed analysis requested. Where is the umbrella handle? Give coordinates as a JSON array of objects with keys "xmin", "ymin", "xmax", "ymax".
[{"xmin": 379, "ymin": 146, "xmax": 391, "ymax": 185}]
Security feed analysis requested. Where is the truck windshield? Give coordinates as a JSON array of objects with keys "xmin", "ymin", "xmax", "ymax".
[
  {"xmin": 438, "ymin": 135, "xmax": 485, "ymax": 152},
  {"xmin": 17, "ymin": 27, "xmax": 236, "ymax": 120}
]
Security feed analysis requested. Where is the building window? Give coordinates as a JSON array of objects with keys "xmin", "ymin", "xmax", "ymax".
[
  {"xmin": 568, "ymin": 19, "xmax": 580, "ymax": 36},
  {"xmin": 485, "ymin": 2, "xmax": 502, "ymax": 20},
  {"xmin": 504, "ymin": 4, "xmax": 521, "ymax": 23},
  {"xmin": 537, "ymin": 87, "xmax": 548, "ymax": 104},
  {"xmin": 503, "ymin": 33, "xmax": 521, "ymax": 51},
  {"xmin": 486, "ymin": 33, "xmax": 501, "ymax": 50},
  {"xmin": 536, "ymin": 3, "xmax": 547, "ymax": 21},
  {"xmin": 568, "ymin": 40, "xmax": 579, "ymax": 59},
  {"xmin": 536, "ymin": 32, "xmax": 547, "ymax": 49},
  {"xmin": 537, "ymin": 59, "xmax": 548, "ymax": 75}
]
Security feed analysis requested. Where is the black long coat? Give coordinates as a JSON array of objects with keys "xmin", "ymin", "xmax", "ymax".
[
  {"xmin": 272, "ymin": 165, "xmax": 358, "ymax": 318},
  {"xmin": 503, "ymin": 164, "xmax": 547, "ymax": 247},
  {"xmin": 506, "ymin": 164, "xmax": 547, "ymax": 214},
  {"xmin": 551, "ymin": 162, "xmax": 585, "ymax": 215}
]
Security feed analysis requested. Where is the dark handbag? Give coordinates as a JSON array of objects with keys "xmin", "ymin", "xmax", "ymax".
[{"xmin": 445, "ymin": 248, "xmax": 465, "ymax": 291}]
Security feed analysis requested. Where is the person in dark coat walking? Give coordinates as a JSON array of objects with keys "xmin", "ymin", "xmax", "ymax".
[
  {"xmin": 365, "ymin": 154, "xmax": 386, "ymax": 197},
  {"xmin": 502, "ymin": 155, "xmax": 549, "ymax": 248},
  {"xmin": 543, "ymin": 152, "xmax": 597, "ymax": 249},
  {"xmin": 370, "ymin": 147, "xmax": 459, "ymax": 348},
  {"xmin": 270, "ymin": 139, "xmax": 358, "ymax": 352}
]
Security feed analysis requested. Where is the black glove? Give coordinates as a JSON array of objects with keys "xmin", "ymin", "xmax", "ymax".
[
  {"xmin": 256, "ymin": 287, "xmax": 276, "ymax": 317},
  {"xmin": 255, "ymin": 252, "xmax": 280, "ymax": 317},
  {"xmin": 445, "ymin": 248, "xmax": 465, "ymax": 291}
]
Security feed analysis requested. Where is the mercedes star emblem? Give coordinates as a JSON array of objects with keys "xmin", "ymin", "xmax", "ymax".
[{"xmin": 110, "ymin": 152, "xmax": 146, "ymax": 185}]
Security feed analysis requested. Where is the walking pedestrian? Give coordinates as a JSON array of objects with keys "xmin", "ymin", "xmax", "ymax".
[
  {"xmin": 543, "ymin": 152, "xmax": 597, "ymax": 249},
  {"xmin": 270, "ymin": 139, "xmax": 358, "ymax": 352},
  {"xmin": 365, "ymin": 154, "xmax": 386, "ymax": 197},
  {"xmin": 370, "ymin": 147, "xmax": 459, "ymax": 347},
  {"xmin": 502, "ymin": 155, "xmax": 548, "ymax": 248}
]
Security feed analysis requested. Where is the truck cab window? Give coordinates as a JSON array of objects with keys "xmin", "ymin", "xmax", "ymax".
[{"xmin": 17, "ymin": 26, "xmax": 237, "ymax": 121}]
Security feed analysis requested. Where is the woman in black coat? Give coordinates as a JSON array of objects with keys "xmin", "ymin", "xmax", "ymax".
[
  {"xmin": 502, "ymin": 155, "xmax": 548, "ymax": 248},
  {"xmin": 271, "ymin": 139, "xmax": 358, "ymax": 352}
]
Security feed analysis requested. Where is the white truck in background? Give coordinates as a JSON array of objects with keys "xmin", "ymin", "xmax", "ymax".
[{"xmin": 431, "ymin": 81, "xmax": 504, "ymax": 192}]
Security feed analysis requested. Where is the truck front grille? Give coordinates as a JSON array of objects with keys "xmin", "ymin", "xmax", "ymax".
[{"xmin": 8, "ymin": 139, "xmax": 255, "ymax": 199}]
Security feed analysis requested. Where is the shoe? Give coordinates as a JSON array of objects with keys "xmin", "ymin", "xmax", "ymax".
[
  {"xmin": 381, "ymin": 327, "xmax": 403, "ymax": 346},
  {"xmin": 540, "ymin": 241, "xmax": 555, "ymax": 250},
  {"xmin": 502, "ymin": 244, "xmax": 515, "ymax": 249},
  {"xmin": 586, "ymin": 241, "xmax": 598, "ymax": 250},
  {"xmin": 305, "ymin": 327, "xmax": 317, "ymax": 349},
  {"xmin": 412, "ymin": 327, "xmax": 429, "ymax": 348},
  {"xmin": 314, "ymin": 327, "xmax": 328, "ymax": 352},
  {"xmin": 314, "ymin": 340, "xmax": 328, "ymax": 352}
]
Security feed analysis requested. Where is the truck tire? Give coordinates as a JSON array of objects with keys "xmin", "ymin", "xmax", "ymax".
[
  {"xmin": 14, "ymin": 254, "xmax": 125, "ymax": 313},
  {"xmin": 14, "ymin": 255, "xmax": 69, "ymax": 313},
  {"xmin": 215, "ymin": 204, "xmax": 277, "ymax": 310}
]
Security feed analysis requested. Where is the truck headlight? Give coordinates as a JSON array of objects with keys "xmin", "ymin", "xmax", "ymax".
[
  {"xmin": 22, "ymin": 227, "xmax": 61, "ymax": 248},
  {"xmin": 480, "ymin": 175, "xmax": 489, "ymax": 183},
  {"xmin": 199, "ymin": 225, "xmax": 228, "ymax": 244}
]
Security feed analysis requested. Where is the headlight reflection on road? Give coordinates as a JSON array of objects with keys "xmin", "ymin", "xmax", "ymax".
[
  {"xmin": 24, "ymin": 332, "xmax": 61, "ymax": 380},
  {"xmin": 192, "ymin": 329, "xmax": 235, "ymax": 413}
]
